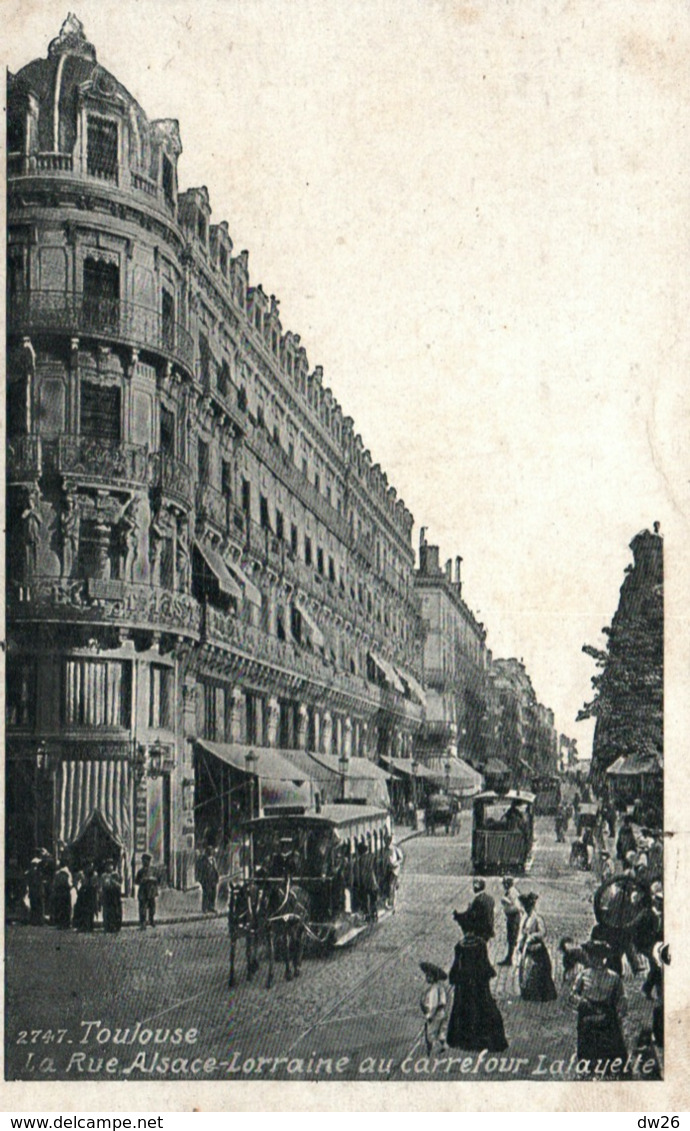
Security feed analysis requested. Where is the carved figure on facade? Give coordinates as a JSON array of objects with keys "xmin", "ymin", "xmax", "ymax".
[
  {"xmin": 21, "ymin": 486, "xmax": 43, "ymax": 581},
  {"xmin": 60, "ymin": 491, "xmax": 81, "ymax": 578},
  {"xmin": 176, "ymin": 517, "xmax": 191, "ymax": 592},
  {"xmin": 120, "ymin": 494, "xmax": 147, "ymax": 581}
]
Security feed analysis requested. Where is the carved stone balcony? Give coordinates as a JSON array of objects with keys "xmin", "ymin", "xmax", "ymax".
[
  {"xmin": 7, "ymin": 435, "xmax": 42, "ymax": 484},
  {"xmin": 8, "ymin": 290, "xmax": 194, "ymax": 375},
  {"xmin": 8, "ymin": 577, "xmax": 201, "ymax": 638},
  {"xmin": 56, "ymin": 436, "xmax": 149, "ymax": 489},
  {"xmin": 150, "ymin": 453, "xmax": 195, "ymax": 510}
]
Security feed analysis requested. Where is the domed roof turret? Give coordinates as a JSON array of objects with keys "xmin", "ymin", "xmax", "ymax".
[{"xmin": 9, "ymin": 14, "xmax": 151, "ymax": 160}]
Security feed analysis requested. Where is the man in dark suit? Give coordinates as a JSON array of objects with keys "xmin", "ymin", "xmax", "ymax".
[{"xmin": 455, "ymin": 878, "xmax": 495, "ymax": 942}]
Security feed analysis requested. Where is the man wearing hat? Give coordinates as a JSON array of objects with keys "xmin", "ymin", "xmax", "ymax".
[
  {"xmin": 419, "ymin": 962, "xmax": 448, "ymax": 1055},
  {"xmin": 135, "ymin": 853, "xmax": 159, "ymax": 929},
  {"xmin": 498, "ymin": 875, "xmax": 522, "ymax": 966}
]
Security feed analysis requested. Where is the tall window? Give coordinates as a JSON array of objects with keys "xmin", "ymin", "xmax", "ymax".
[
  {"xmin": 198, "ymin": 333, "xmax": 211, "ymax": 389},
  {"xmin": 241, "ymin": 478, "xmax": 251, "ymax": 519},
  {"xmin": 83, "ymin": 258, "xmax": 119, "ymax": 332},
  {"xmin": 86, "ymin": 115, "xmax": 119, "ymax": 182},
  {"xmin": 275, "ymin": 510, "xmax": 284, "ymax": 541},
  {"xmin": 197, "ymin": 439, "xmax": 210, "ymax": 484},
  {"xmin": 290, "ymin": 523, "xmax": 298, "ymax": 556},
  {"xmin": 7, "ymin": 377, "xmax": 27, "ymax": 437},
  {"xmin": 160, "ymin": 406, "xmax": 176, "ymax": 456},
  {"xmin": 6, "ymin": 658, "xmax": 36, "ymax": 727},
  {"xmin": 149, "ymin": 664, "xmax": 173, "ymax": 729},
  {"xmin": 304, "ymin": 535, "xmax": 312, "ymax": 567},
  {"xmin": 63, "ymin": 660, "xmax": 131, "ymax": 727},
  {"xmin": 317, "ymin": 547, "xmax": 324, "ymax": 576},
  {"xmin": 221, "ymin": 459, "xmax": 233, "ymax": 497},
  {"xmin": 162, "ymin": 153, "xmax": 175, "ymax": 208},
  {"xmin": 218, "ymin": 360, "xmax": 230, "ymax": 398},
  {"xmin": 162, "ymin": 289, "xmax": 175, "ymax": 351},
  {"xmin": 259, "ymin": 494, "xmax": 271, "ymax": 531},
  {"xmin": 80, "ymin": 381, "xmax": 121, "ymax": 442},
  {"xmin": 203, "ymin": 683, "xmax": 226, "ymax": 741}
]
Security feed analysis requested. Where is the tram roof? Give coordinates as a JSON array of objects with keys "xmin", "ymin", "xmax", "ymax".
[
  {"xmin": 473, "ymin": 789, "xmax": 536, "ymax": 805},
  {"xmin": 245, "ymin": 804, "xmax": 390, "ymax": 830}
]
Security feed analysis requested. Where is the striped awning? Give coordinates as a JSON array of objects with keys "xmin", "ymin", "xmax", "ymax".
[{"xmin": 55, "ymin": 758, "xmax": 134, "ymax": 886}]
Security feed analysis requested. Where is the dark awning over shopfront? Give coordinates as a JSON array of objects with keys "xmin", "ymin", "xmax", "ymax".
[
  {"xmin": 195, "ymin": 739, "xmax": 312, "ymax": 808},
  {"xmin": 424, "ymin": 755, "xmax": 483, "ymax": 795},
  {"xmin": 606, "ymin": 753, "xmax": 662, "ymax": 777},
  {"xmin": 380, "ymin": 755, "xmax": 438, "ymax": 781}
]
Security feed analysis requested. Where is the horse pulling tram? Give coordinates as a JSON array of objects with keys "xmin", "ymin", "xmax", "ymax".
[
  {"xmin": 228, "ymin": 803, "xmax": 392, "ymax": 987},
  {"xmin": 471, "ymin": 790, "xmax": 535, "ymax": 875}
]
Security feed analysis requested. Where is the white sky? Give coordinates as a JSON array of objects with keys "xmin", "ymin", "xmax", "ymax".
[{"xmin": 6, "ymin": 0, "xmax": 689, "ymax": 753}]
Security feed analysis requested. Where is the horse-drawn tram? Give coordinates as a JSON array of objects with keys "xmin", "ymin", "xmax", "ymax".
[
  {"xmin": 228, "ymin": 803, "xmax": 393, "ymax": 986},
  {"xmin": 471, "ymin": 790, "xmax": 535, "ymax": 875}
]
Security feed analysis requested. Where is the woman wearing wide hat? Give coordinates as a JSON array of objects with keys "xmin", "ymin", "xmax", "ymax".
[
  {"xmin": 517, "ymin": 892, "xmax": 558, "ymax": 1002},
  {"xmin": 569, "ymin": 938, "xmax": 628, "ymax": 1069},
  {"xmin": 446, "ymin": 909, "xmax": 508, "ymax": 1051}
]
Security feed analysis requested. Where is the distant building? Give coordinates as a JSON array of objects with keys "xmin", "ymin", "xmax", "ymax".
[
  {"xmin": 414, "ymin": 533, "xmax": 488, "ymax": 770},
  {"xmin": 6, "ymin": 17, "xmax": 424, "ymax": 890},
  {"xmin": 483, "ymin": 657, "xmax": 559, "ymax": 785}
]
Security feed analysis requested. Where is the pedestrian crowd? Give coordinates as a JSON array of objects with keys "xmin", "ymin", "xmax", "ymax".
[
  {"xmin": 21, "ymin": 849, "xmax": 125, "ymax": 933},
  {"xmin": 419, "ymin": 797, "xmax": 666, "ymax": 1078}
]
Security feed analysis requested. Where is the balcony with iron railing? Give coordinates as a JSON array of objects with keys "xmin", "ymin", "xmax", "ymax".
[
  {"xmin": 8, "ymin": 290, "xmax": 194, "ymax": 375},
  {"xmin": 203, "ymin": 603, "xmax": 379, "ymax": 705}
]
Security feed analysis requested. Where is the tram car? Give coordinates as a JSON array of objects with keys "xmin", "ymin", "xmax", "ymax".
[
  {"xmin": 531, "ymin": 773, "xmax": 563, "ymax": 816},
  {"xmin": 471, "ymin": 790, "xmax": 535, "ymax": 875},
  {"xmin": 242, "ymin": 803, "xmax": 393, "ymax": 948}
]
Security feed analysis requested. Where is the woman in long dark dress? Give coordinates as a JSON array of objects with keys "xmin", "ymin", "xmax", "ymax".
[
  {"xmin": 569, "ymin": 939, "xmax": 627, "ymax": 1071},
  {"xmin": 446, "ymin": 910, "xmax": 508, "ymax": 1051},
  {"xmin": 101, "ymin": 861, "xmax": 123, "ymax": 933},
  {"xmin": 52, "ymin": 862, "xmax": 73, "ymax": 930},
  {"xmin": 517, "ymin": 892, "xmax": 558, "ymax": 1002}
]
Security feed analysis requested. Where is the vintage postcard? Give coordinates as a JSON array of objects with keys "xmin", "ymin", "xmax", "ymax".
[{"xmin": 3, "ymin": 0, "xmax": 688, "ymax": 1113}]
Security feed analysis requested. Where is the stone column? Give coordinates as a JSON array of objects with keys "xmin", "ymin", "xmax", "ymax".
[
  {"xmin": 313, "ymin": 709, "xmax": 321, "ymax": 754},
  {"xmin": 266, "ymin": 696, "xmax": 280, "ymax": 748},
  {"xmin": 321, "ymin": 711, "xmax": 333, "ymax": 756},
  {"xmin": 230, "ymin": 688, "xmax": 244, "ymax": 743},
  {"xmin": 297, "ymin": 703, "xmax": 308, "ymax": 751},
  {"xmin": 344, "ymin": 716, "xmax": 353, "ymax": 760}
]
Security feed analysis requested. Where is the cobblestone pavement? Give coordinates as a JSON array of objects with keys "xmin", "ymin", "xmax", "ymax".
[{"xmin": 5, "ymin": 818, "xmax": 657, "ymax": 1082}]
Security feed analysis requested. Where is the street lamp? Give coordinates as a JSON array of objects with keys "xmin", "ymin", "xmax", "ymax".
[
  {"xmin": 338, "ymin": 751, "xmax": 350, "ymax": 802},
  {"xmin": 245, "ymin": 749, "xmax": 259, "ymax": 818}
]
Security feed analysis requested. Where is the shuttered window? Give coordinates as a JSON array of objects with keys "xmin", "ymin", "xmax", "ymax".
[
  {"xmin": 86, "ymin": 115, "xmax": 119, "ymax": 182},
  {"xmin": 63, "ymin": 660, "xmax": 131, "ymax": 727},
  {"xmin": 80, "ymin": 381, "xmax": 121, "ymax": 441}
]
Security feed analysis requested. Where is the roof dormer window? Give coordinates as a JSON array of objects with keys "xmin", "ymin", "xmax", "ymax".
[
  {"xmin": 87, "ymin": 115, "xmax": 118, "ymax": 183},
  {"xmin": 162, "ymin": 153, "xmax": 175, "ymax": 208}
]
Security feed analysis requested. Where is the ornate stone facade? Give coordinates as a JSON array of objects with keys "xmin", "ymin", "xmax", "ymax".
[{"xmin": 6, "ymin": 18, "xmax": 424, "ymax": 889}]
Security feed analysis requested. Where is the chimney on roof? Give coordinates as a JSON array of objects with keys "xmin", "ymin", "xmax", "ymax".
[
  {"xmin": 445, "ymin": 559, "xmax": 452, "ymax": 580},
  {"xmin": 455, "ymin": 556, "xmax": 463, "ymax": 590}
]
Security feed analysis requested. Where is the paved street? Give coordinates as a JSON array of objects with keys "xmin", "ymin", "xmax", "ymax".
[{"xmin": 6, "ymin": 818, "xmax": 656, "ymax": 1082}]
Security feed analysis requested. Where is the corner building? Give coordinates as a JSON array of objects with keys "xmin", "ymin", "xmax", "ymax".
[{"xmin": 6, "ymin": 17, "xmax": 424, "ymax": 891}]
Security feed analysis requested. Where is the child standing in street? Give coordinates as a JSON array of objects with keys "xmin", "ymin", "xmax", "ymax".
[{"xmin": 420, "ymin": 961, "xmax": 448, "ymax": 1055}]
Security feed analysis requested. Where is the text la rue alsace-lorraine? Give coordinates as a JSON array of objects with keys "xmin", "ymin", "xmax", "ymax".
[{"xmin": 16, "ymin": 1023, "xmax": 659, "ymax": 1080}]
